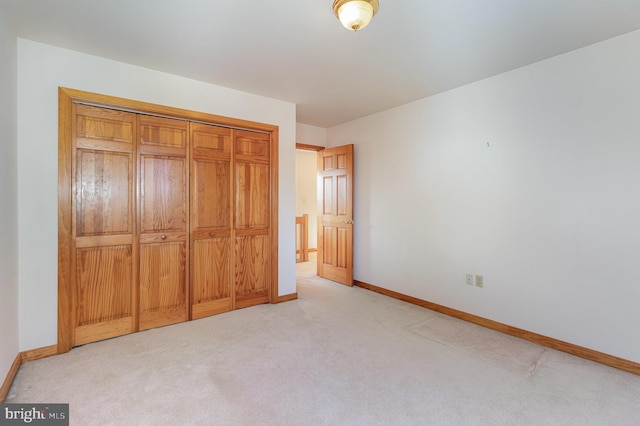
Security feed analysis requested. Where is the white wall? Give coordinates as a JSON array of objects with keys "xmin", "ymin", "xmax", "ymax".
[
  {"xmin": 295, "ymin": 150, "xmax": 318, "ymax": 250},
  {"xmin": 0, "ymin": 7, "xmax": 20, "ymax": 383},
  {"xmin": 297, "ymin": 123, "xmax": 327, "ymax": 147},
  {"xmin": 17, "ymin": 39, "xmax": 297, "ymax": 351},
  {"xmin": 327, "ymin": 30, "xmax": 640, "ymax": 363}
]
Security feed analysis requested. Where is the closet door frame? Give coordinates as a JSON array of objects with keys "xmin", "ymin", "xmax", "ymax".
[{"xmin": 58, "ymin": 87, "xmax": 279, "ymax": 354}]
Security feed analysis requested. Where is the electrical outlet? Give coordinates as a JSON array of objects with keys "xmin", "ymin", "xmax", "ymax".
[
  {"xmin": 475, "ymin": 275, "xmax": 484, "ymax": 288},
  {"xmin": 466, "ymin": 274, "xmax": 473, "ymax": 286}
]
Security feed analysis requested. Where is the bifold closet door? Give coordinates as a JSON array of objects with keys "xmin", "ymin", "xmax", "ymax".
[
  {"xmin": 234, "ymin": 130, "xmax": 271, "ymax": 308},
  {"xmin": 138, "ymin": 116, "xmax": 189, "ymax": 331},
  {"xmin": 72, "ymin": 104, "xmax": 137, "ymax": 346},
  {"xmin": 190, "ymin": 123, "xmax": 233, "ymax": 319},
  {"xmin": 60, "ymin": 88, "xmax": 279, "ymax": 351}
]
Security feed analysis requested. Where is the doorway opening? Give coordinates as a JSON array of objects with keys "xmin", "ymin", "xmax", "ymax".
[{"xmin": 295, "ymin": 144, "xmax": 323, "ymax": 276}]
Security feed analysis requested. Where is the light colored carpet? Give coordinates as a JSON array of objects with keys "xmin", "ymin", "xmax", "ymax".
[
  {"xmin": 7, "ymin": 254, "xmax": 640, "ymax": 425},
  {"xmin": 407, "ymin": 316, "xmax": 549, "ymax": 376}
]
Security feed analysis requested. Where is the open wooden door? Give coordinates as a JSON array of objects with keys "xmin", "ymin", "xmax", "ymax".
[{"xmin": 317, "ymin": 144, "xmax": 354, "ymax": 285}]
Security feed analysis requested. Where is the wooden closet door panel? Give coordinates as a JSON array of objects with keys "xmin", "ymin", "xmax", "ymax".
[
  {"xmin": 76, "ymin": 150, "xmax": 132, "ymax": 236},
  {"xmin": 138, "ymin": 116, "xmax": 189, "ymax": 330},
  {"xmin": 72, "ymin": 104, "xmax": 137, "ymax": 347},
  {"xmin": 139, "ymin": 115, "xmax": 187, "ymax": 149},
  {"xmin": 235, "ymin": 162, "xmax": 269, "ymax": 229},
  {"xmin": 192, "ymin": 238, "xmax": 232, "ymax": 318},
  {"xmin": 74, "ymin": 245, "xmax": 133, "ymax": 345},
  {"xmin": 235, "ymin": 235, "xmax": 269, "ymax": 308},
  {"xmin": 190, "ymin": 123, "xmax": 233, "ymax": 319},
  {"xmin": 75, "ymin": 245, "xmax": 133, "ymax": 322},
  {"xmin": 192, "ymin": 122, "xmax": 231, "ymax": 152},
  {"xmin": 75, "ymin": 105, "xmax": 134, "ymax": 151},
  {"xmin": 193, "ymin": 159, "xmax": 231, "ymax": 230},
  {"xmin": 190, "ymin": 157, "xmax": 233, "ymax": 318},
  {"xmin": 139, "ymin": 241, "xmax": 187, "ymax": 330},
  {"xmin": 234, "ymin": 131, "xmax": 271, "ymax": 308},
  {"xmin": 139, "ymin": 155, "xmax": 188, "ymax": 233},
  {"xmin": 235, "ymin": 132, "xmax": 269, "ymax": 159}
]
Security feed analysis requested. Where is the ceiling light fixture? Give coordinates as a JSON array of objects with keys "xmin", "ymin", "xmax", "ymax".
[{"xmin": 333, "ymin": 0, "xmax": 379, "ymax": 32}]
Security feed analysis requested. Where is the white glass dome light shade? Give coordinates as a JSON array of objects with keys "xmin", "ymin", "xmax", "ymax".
[
  {"xmin": 338, "ymin": 1, "xmax": 373, "ymax": 31},
  {"xmin": 335, "ymin": 0, "xmax": 379, "ymax": 31}
]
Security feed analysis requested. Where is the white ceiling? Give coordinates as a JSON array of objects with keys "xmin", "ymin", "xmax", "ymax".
[{"xmin": 4, "ymin": 0, "xmax": 640, "ymax": 127}]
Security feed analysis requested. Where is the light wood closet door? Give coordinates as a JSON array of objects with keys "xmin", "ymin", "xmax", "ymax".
[
  {"xmin": 138, "ymin": 116, "xmax": 189, "ymax": 330},
  {"xmin": 234, "ymin": 130, "xmax": 271, "ymax": 308},
  {"xmin": 59, "ymin": 88, "xmax": 280, "ymax": 352},
  {"xmin": 72, "ymin": 104, "xmax": 137, "ymax": 346},
  {"xmin": 190, "ymin": 123, "xmax": 233, "ymax": 319}
]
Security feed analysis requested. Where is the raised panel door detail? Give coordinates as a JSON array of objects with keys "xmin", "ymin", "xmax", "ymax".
[
  {"xmin": 322, "ymin": 156, "xmax": 334, "ymax": 171},
  {"xmin": 140, "ymin": 156, "xmax": 187, "ymax": 233},
  {"xmin": 192, "ymin": 239, "xmax": 231, "ymax": 303},
  {"xmin": 319, "ymin": 225, "xmax": 350, "ymax": 270},
  {"xmin": 336, "ymin": 227, "xmax": 349, "ymax": 269},
  {"xmin": 77, "ymin": 150, "xmax": 132, "ymax": 236},
  {"xmin": 337, "ymin": 153, "xmax": 347, "ymax": 169},
  {"xmin": 75, "ymin": 245, "xmax": 132, "ymax": 326},
  {"xmin": 139, "ymin": 242, "xmax": 186, "ymax": 312},
  {"xmin": 235, "ymin": 235, "xmax": 269, "ymax": 308},
  {"xmin": 193, "ymin": 159, "xmax": 230, "ymax": 230},
  {"xmin": 235, "ymin": 163, "xmax": 269, "ymax": 229},
  {"xmin": 75, "ymin": 105, "xmax": 133, "ymax": 145},
  {"xmin": 139, "ymin": 116, "xmax": 187, "ymax": 148},
  {"xmin": 322, "ymin": 226, "xmax": 334, "ymax": 263},
  {"xmin": 323, "ymin": 176, "xmax": 333, "ymax": 215},
  {"xmin": 192, "ymin": 126, "xmax": 231, "ymax": 153},
  {"xmin": 320, "ymin": 223, "xmax": 352, "ymax": 283},
  {"xmin": 235, "ymin": 133, "xmax": 269, "ymax": 158},
  {"xmin": 337, "ymin": 175, "xmax": 348, "ymax": 217}
]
